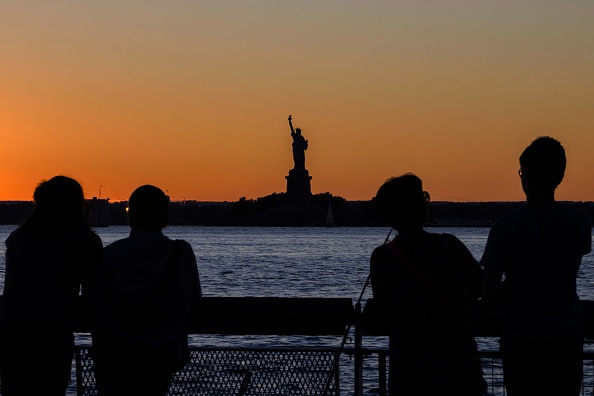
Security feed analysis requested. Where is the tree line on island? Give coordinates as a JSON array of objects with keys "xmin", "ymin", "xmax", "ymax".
[{"xmin": 1, "ymin": 194, "xmax": 592, "ymax": 227}]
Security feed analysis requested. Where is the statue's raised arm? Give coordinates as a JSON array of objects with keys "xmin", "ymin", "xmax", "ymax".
[{"xmin": 288, "ymin": 115, "xmax": 295, "ymax": 135}]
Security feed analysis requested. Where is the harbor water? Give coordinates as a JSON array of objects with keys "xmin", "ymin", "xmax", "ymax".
[{"xmin": 0, "ymin": 225, "xmax": 593, "ymax": 394}]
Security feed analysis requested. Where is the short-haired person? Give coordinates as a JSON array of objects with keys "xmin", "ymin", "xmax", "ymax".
[
  {"xmin": 481, "ymin": 137, "xmax": 592, "ymax": 395},
  {"xmin": 370, "ymin": 173, "xmax": 485, "ymax": 395},
  {"xmin": 92, "ymin": 185, "xmax": 202, "ymax": 396}
]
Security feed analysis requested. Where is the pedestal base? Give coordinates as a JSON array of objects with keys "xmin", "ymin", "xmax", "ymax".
[{"xmin": 285, "ymin": 169, "xmax": 312, "ymax": 202}]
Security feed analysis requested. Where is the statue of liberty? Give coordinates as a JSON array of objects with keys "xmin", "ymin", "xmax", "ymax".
[{"xmin": 288, "ymin": 115, "xmax": 308, "ymax": 170}]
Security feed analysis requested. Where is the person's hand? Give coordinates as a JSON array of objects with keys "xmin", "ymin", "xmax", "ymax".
[{"xmin": 288, "ymin": 115, "xmax": 292, "ymax": 121}]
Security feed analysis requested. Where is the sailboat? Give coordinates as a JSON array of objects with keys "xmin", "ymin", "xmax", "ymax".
[{"xmin": 325, "ymin": 203, "xmax": 335, "ymax": 227}]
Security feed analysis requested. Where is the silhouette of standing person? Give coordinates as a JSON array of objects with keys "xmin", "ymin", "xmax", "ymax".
[
  {"xmin": 91, "ymin": 185, "xmax": 201, "ymax": 396},
  {"xmin": 370, "ymin": 174, "xmax": 485, "ymax": 396},
  {"xmin": 0, "ymin": 176, "xmax": 103, "ymax": 396},
  {"xmin": 288, "ymin": 115, "xmax": 308, "ymax": 170},
  {"xmin": 481, "ymin": 136, "xmax": 592, "ymax": 396}
]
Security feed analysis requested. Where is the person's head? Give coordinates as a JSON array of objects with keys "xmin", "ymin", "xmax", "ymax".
[
  {"xmin": 519, "ymin": 136, "xmax": 566, "ymax": 193},
  {"xmin": 373, "ymin": 173, "xmax": 430, "ymax": 232},
  {"xmin": 295, "ymin": 128, "xmax": 301, "ymax": 135},
  {"xmin": 26, "ymin": 175, "xmax": 89, "ymax": 229},
  {"xmin": 127, "ymin": 185, "xmax": 169, "ymax": 230}
]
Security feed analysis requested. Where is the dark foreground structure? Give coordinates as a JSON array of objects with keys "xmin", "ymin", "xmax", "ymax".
[{"xmin": 3, "ymin": 297, "xmax": 594, "ymax": 395}]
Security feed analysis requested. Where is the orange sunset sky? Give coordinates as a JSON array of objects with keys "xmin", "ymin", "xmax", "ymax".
[{"xmin": 1, "ymin": 1, "xmax": 593, "ymax": 202}]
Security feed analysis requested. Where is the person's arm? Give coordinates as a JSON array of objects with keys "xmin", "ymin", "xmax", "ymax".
[
  {"xmin": 180, "ymin": 240, "xmax": 202, "ymax": 302},
  {"xmin": 446, "ymin": 234, "xmax": 483, "ymax": 301},
  {"xmin": 580, "ymin": 211, "xmax": 592, "ymax": 255},
  {"xmin": 370, "ymin": 247, "xmax": 392, "ymax": 312},
  {"xmin": 479, "ymin": 227, "xmax": 506, "ymax": 306},
  {"xmin": 192, "ymin": 259, "xmax": 202, "ymax": 302},
  {"xmin": 80, "ymin": 234, "xmax": 104, "ymax": 307}
]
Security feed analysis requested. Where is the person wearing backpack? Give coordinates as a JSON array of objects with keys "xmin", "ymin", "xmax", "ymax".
[
  {"xmin": 370, "ymin": 174, "xmax": 485, "ymax": 396},
  {"xmin": 91, "ymin": 185, "xmax": 202, "ymax": 396}
]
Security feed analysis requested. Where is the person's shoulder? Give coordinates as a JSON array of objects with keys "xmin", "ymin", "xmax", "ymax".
[
  {"xmin": 370, "ymin": 244, "xmax": 391, "ymax": 277},
  {"xmin": 82, "ymin": 230, "xmax": 103, "ymax": 254},
  {"xmin": 102, "ymin": 236, "xmax": 132, "ymax": 254},
  {"xmin": 487, "ymin": 206, "xmax": 527, "ymax": 233},
  {"xmin": 430, "ymin": 232, "xmax": 471, "ymax": 254},
  {"xmin": 562, "ymin": 205, "xmax": 592, "ymax": 237},
  {"xmin": 5, "ymin": 226, "xmax": 26, "ymax": 247},
  {"xmin": 80, "ymin": 227, "xmax": 103, "ymax": 244},
  {"xmin": 371, "ymin": 243, "xmax": 391, "ymax": 263},
  {"xmin": 171, "ymin": 238, "xmax": 196, "ymax": 258},
  {"xmin": 434, "ymin": 232, "xmax": 463, "ymax": 245},
  {"xmin": 372, "ymin": 243, "xmax": 389, "ymax": 254},
  {"xmin": 7, "ymin": 225, "xmax": 25, "ymax": 239},
  {"xmin": 561, "ymin": 203, "xmax": 591, "ymax": 223},
  {"xmin": 432, "ymin": 231, "xmax": 456, "ymax": 239},
  {"xmin": 170, "ymin": 238, "xmax": 191, "ymax": 249}
]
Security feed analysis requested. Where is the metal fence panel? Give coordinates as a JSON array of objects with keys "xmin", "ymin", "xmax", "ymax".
[{"xmin": 75, "ymin": 346, "xmax": 340, "ymax": 396}]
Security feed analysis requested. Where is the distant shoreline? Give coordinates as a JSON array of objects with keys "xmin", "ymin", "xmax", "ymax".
[{"xmin": 1, "ymin": 200, "xmax": 592, "ymax": 228}]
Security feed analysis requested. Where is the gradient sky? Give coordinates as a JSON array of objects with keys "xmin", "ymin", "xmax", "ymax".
[{"xmin": 2, "ymin": 1, "xmax": 593, "ymax": 202}]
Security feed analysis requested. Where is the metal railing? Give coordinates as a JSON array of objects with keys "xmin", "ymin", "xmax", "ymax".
[
  {"xmin": 3, "ymin": 297, "xmax": 594, "ymax": 395},
  {"xmin": 71, "ymin": 345, "xmax": 594, "ymax": 396},
  {"xmin": 75, "ymin": 346, "xmax": 341, "ymax": 396},
  {"xmin": 347, "ymin": 348, "xmax": 594, "ymax": 396}
]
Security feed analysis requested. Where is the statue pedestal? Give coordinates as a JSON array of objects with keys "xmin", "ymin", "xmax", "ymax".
[{"xmin": 285, "ymin": 169, "xmax": 312, "ymax": 202}]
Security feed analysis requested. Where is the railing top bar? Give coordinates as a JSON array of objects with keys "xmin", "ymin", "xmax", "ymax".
[
  {"xmin": 187, "ymin": 296, "xmax": 355, "ymax": 335},
  {"xmin": 361, "ymin": 298, "xmax": 594, "ymax": 338},
  {"xmin": 3, "ymin": 295, "xmax": 594, "ymax": 337}
]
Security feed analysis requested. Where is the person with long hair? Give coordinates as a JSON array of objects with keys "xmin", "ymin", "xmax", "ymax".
[
  {"xmin": 370, "ymin": 173, "xmax": 485, "ymax": 395},
  {"xmin": 0, "ymin": 175, "xmax": 103, "ymax": 395}
]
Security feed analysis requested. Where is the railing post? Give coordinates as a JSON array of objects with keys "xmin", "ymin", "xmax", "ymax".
[
  {"xmin": 75, "ymin": 348, "xmax": 83, "ymax": 396},
  {"xmin": 354, "ymin": 301, "xmax": 363, "ymax": 396},
  {"xmin": 378, "ymin": 352, "xmax": 387, "ymax": 396}
]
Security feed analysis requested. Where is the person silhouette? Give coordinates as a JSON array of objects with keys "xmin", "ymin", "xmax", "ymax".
[
  {"xmin": 288, "ymin": 115, "xmax": 308, "ymax": 170},
  {"xmin": 370, "ymin": 173, "xmax": 485, "ymax": 396},
  {"xmin": 91, "ymin": 185, "xmax": 202, "ymax": 396},
  {"xmin": 481, "ymin": 136, "xmax": 592, "ymax": 396},
  {"xmin": 0, "ymin": 176, "xmax": 103, "ymax": 396}
]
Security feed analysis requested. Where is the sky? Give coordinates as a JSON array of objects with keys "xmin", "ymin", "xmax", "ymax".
[{"xmin": 1, "ymin": 1, "xmax": 593, "ymax": 202}]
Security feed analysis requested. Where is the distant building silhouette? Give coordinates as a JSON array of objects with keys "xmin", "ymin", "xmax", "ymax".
[{"xmin": 88, "ymin": 198, "xmax": 111, "ymax": 227}]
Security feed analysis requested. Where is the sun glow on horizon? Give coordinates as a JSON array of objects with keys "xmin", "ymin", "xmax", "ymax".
[{"xmin": 1, "ymin": 1, "xmax": 593, "ymax": 203}]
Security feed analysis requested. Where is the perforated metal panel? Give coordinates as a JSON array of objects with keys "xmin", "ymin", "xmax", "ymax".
[{"xmin": 75, "ymin": 346, "xmax": 340, "ymax": 396}]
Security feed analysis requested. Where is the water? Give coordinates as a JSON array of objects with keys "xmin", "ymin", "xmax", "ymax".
[
  {"xmin": 2, "ymin": 225, "xmax": 587, "ymax": 300},
  {"xmin": 1, "ymin": 225, "xmax": 593, "ymax": 344},
  {"xmin": 0, "ymin": 225, "xmax": 593, "ymax": 395},
  {"xmin": 1, "ymin": 224, "xmax": 591, "ymax": 297}
]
